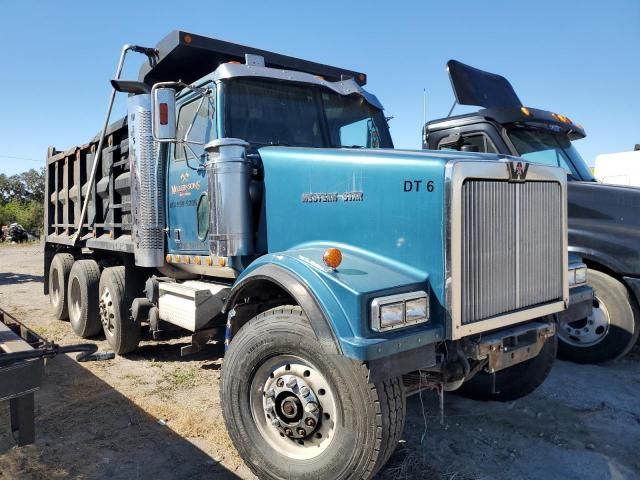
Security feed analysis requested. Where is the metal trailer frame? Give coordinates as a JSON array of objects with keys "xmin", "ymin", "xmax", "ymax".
[
  {"xmin": 0, "ymin": 308, "xmax": 97, "ymax": 446},
  {"xmin": 0, "ymin": 309, "xmax": 45, "ymax": 446}
]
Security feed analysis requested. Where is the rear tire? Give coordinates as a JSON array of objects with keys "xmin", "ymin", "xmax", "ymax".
[
  {"xmin": 68, "ymin": 260, "xmax": 102, "ymax": 339},
  {"xmin": 98, "ymin": 266, "xmax": 140, "ymax": 355},
  {"xmin": 49, "ymin": 253, "xmax": 74, "ymax": 319},
  {"xmin": 221, "ymin": 306, "xmax": 405, "ymax": 480},
  {"xmin": 558, "ymin": 269, "xmax": 640, "ymax": 363},
  {"xmin": 457, "ymin": 332, "xmax": 557, "ymax": 402}
]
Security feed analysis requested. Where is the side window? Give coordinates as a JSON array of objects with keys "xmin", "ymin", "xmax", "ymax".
[
  {"xmin": 175, "ymin": 89, "xmax": 217, "ymax": 163},
  {"xmin": 197, "ymin": 193, "xmax": 210, "ymax": 240},
  {"xmin": 339, "ymin": 118, "xmax": 381, "ymax": 148},
  {"xmin": 439, "ymin": 133, "xmax": 498, "ymax": 153}
]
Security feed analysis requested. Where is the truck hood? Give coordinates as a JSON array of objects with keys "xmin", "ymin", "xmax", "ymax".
[
  {"xmin": 568, "ymin": 181, "xmax": 640, "ymax": 275},
  {"xmin": 257, "ymin": 146, "xmax": 482, "ymax": 321}
]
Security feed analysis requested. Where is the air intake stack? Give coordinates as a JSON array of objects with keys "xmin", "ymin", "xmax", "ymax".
[{"xmin": 204, "ymin": 138, "xmax": 253, "ymax": 257}]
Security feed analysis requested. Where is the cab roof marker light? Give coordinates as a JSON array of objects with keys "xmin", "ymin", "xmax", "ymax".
[{"xmin": 520, "ymin": 106, "xmax": 532, "ymax": 117}]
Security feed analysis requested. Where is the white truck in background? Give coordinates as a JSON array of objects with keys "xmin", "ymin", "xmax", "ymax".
[{"xmin": 595, "ymin": 145, "xmax": 640, "ymax": 187}]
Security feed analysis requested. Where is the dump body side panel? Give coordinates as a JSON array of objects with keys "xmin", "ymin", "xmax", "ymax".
[{"xmin": 45, "ymin": 118, "xmax": 133, "ymax": 252}]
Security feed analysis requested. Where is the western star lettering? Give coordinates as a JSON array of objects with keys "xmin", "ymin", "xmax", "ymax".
[{"xmin": 301, "ymin": 191, "xmax": 364, "ymax": 203}]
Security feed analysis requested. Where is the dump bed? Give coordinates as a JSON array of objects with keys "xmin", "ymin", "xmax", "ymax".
[{"xmin": 44, "ymin": 117, "xmax": 133, "ymax": 252}]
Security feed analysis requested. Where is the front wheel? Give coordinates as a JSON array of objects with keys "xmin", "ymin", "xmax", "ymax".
[
  {"xmin": 221, "ymin": 306, "xmax": 405, "ymax": 480},
  {"xmin": 457, "ymin": 331, "xmax": 557, "ymax": 402},
  {"xmin": 558, "ymin": 269, "xmax": 640, "ymax": 363}
]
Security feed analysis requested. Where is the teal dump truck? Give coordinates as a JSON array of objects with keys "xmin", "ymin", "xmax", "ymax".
[{"xmin": 45, "ymin": 32, "xmax": 567, "ymax": 479}]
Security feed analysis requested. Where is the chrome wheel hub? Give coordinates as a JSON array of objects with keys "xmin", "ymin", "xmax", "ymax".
[
  {"xmin": 250, "ymin": 356, "xmax": 337, "ymax": 459},
  {"xmin": 99, "ymin": 289, "xmax": 115, "ymax": 333},
  {"xmin": 559, "ymin": 297, "xmax": 611, "ymax": 347},
  {"xmin": 263, "ymin": 373, "xmax": 321, "ymax": 440}
]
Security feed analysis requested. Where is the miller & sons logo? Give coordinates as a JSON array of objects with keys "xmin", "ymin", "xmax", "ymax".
[{"xmin": 171, "ymin": 171, "xmax": 201, "ymax": 197}]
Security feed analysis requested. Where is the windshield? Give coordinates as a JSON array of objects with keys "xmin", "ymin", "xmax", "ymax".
[
  {"xmin": 225, "ymin": 78, "xmax": 393, "ymax": 149},
  {"xmin": 508, "ymin": 128, "xmax": 594, "ymax": 181}
]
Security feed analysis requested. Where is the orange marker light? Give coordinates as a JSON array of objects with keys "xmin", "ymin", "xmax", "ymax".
[
  {"xmin": 205, "ymin": 257, "xmax": 213, "ymax": 266},
  {"xmin": 323, "ymin": 248, "xmax": 342, "ymax": 270},
  {"xmin": 184, "ymin": 34, "xmax": 192, "ymax": 44},
  {"xmin": 520, "ymin": 106, "xmax": 531, "ymax": 117},
  {"xmin": 194, "ymin": 256, "xmax": 201, "ymax": 265},
  {"xmin": 218, "ymin": 257, "xmax": 226, "ymax": 267},
  {"xmin": 183, "ymin": 256, "xmax": 190, "ymax": 264},
  {"xmin": 165, "ymin": 254, "xmax": 172, "ymax": 263}
]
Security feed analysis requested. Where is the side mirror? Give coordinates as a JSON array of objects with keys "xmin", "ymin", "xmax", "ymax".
[
  {"xmin": 461, "ymin": 144, "xmax": 479, "ymax": 152},
  {"xmin": 151, "ymin": 87, "xmax": 177, "ymax": 142}
]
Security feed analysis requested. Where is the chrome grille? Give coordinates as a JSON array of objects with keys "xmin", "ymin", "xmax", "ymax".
[{"xmin": 461, "ymin": 180, "xmax": 563, "ymax": 325}]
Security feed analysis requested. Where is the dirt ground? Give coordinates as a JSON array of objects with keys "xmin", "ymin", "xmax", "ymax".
[{"xmin": 0, "ymin": 245, "xmax": 638, "ymax": 480}]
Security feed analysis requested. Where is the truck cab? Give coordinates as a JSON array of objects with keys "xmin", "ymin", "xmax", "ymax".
[
  {"xmin": 44, "ymin": 34, "xmax": 568, "ymax": 480},
  {"xmin": 424, "ymin": 60, "xmax": 639, "ymax": 363}
]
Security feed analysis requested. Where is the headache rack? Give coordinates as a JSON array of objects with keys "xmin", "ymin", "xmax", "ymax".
[{"xmin": 138, "ymin": 30, "xmax": 368, "ymax": 86}]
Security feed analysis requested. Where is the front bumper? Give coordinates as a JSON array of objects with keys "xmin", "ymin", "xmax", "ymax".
[
  {"xmin": 463, "ymin": 320, "xmax": 556, "ymax": 373},
  {"xmin": 557, "ymin": 284, "xmax": 594, "ymax": 324}
]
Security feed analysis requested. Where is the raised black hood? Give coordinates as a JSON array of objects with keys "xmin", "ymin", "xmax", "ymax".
[{"xmin": 568, "ymin": 181, "xmax": 640, "ymax": 275}]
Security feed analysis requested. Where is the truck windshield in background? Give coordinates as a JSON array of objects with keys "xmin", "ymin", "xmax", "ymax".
[
  {"xmin": 226, "ymin": 78, "xmax": 393, "ymax": 149},
  {"xmin": 508, "ymin": 128, "xmax": 595, "ymax": 181}
]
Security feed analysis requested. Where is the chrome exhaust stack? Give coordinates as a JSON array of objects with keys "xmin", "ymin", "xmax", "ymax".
[{"xmin": 127, "ymin": 94, "xmax": 165, "ymax": 267}]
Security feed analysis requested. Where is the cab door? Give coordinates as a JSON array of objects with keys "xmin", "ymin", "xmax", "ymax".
[{"xmin": 166, "ymin": 84, "xmax": 217, "ymax": 255}]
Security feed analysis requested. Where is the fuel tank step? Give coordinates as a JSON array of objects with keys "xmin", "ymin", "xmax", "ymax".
[{"xmin": 158, "ymin": 280, "xmax": 230, "ymax": 332}]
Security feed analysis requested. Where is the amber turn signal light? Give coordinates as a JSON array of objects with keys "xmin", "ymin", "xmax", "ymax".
[{"xmin": 323, "ymin": 248, "xmax": 342, "ymax": 270}]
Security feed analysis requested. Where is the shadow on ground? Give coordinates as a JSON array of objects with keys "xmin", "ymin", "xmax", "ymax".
[
  {"xmin": 0, "ymin": 272, "xmax": 44, "ymax": 286},
  {"xmin": 0, "ymin": 354, "xmax": 240, "ymax": 480}
]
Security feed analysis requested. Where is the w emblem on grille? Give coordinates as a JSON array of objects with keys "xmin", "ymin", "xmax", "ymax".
[{"xmin": 508, "ymin": 161, "xmax": 529, "ymax": 182}]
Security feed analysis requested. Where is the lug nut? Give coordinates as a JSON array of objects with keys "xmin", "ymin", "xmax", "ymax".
[
  {"xmin": 305, "ymin": 418, "xmax": 316, "ymax": 428},
  {"xmin": 276, "ymin": 378, "xmax": 284, "ymax": 388},
  {"xmin": 299, "ymin": 386, "xmax": 310, "ymax": 397},
  {"xmin": 297, "ymin": 428, "xmax": 306, "ymax": 436},
  {"xmin": 305, "ymin": 402, "xmax": 318, "ymax": 413},
  {"xmin": 286, "ymin": 377, "xmax": 297, "ymax": 388},
  {"xmin": 284, "ymin": 428, "xmax": 293, "ymax": 437},
  {"xmin": 270, "ymin": 417, "xmax": 280, "ymax": 427}
]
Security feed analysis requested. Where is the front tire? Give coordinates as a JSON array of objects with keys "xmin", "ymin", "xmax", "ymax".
[
  {"xmin": 98, "ymin": 266, "xmax": 140, "ymax": 355},
  {"xmin": 558, "ymin": 269, "xmax": 640, "ymax": 363},
  {"xmin": 457, "ymin": 332, "xmax": 557, "ymax": 402},
  {"xmin": 68, "ymin": 260, "xmax": 102, "ymax": 339},
  {"xmin": 221, "ymin": 306, "xmax": 405, "ymax": 480},
  {"xmin": 49, "ymin": 253, "xmax": 75, "ymax": 319}
]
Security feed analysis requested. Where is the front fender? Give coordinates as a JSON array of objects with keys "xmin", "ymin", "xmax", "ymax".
[{"xmin": 228, "ymin": 244, "xmax": 444, "ymax": 361}]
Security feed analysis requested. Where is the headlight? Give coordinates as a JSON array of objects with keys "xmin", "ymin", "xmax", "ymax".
[
  {"xmin": 568, "ymin": 263, "xmax": 587, "ymax": 287},
  {"xmin": 371, "ymin": 291, "xmax": 429, "ymax": 332}
]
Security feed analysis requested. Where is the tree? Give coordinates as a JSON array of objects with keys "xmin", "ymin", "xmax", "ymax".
[
  {"xmin": 0, "ymin": 168, "xmax": 45, "ymax": 235},
  {"xmin": 0, "ymin": 168, "xmax": 44, "ymax": 203}
]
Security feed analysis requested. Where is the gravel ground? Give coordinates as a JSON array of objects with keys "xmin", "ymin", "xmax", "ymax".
[{"xmin": 0, "ymin": 244, "xmax": 638, "ymax": 480}]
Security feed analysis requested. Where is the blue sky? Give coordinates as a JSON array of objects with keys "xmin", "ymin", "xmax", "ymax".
[{"xmin": 0, "ymin": 0, "xmax": 638, "ymax": 175}]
